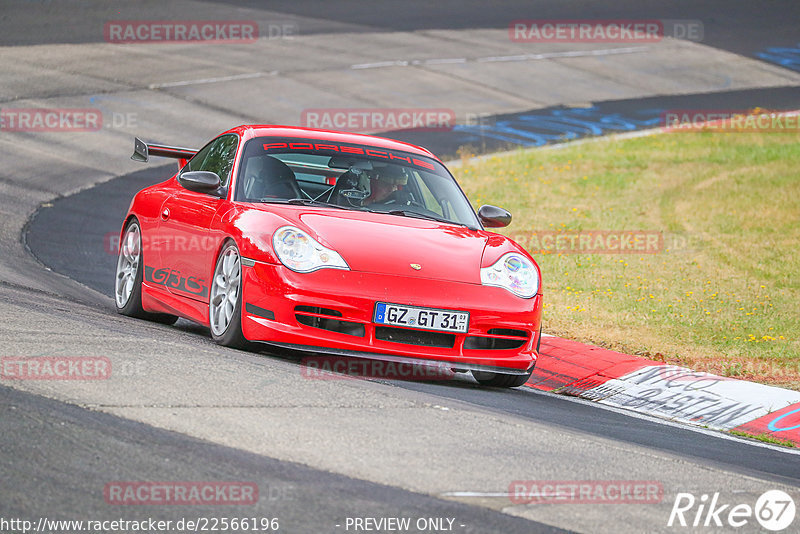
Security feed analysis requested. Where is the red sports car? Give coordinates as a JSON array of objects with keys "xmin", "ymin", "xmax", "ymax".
[{"xmin": 115, "ymin": 125, "xmax": 542, "ymax": 387}]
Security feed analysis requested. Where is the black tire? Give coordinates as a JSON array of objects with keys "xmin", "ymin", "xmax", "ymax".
[
  {"xmin": 471, "ymin": 326, "xmax": 541, "ymax": 388},
  {"xmin": 114, "ymin": 218, "xmax": 178, "ymax": 325},
  {"xmin": 209, "ymin": 241, "xmax": 252, "ymax": 350},
  {"xmin": 472, "ymin": 368, "xmax": 533, "ymax": 388}
]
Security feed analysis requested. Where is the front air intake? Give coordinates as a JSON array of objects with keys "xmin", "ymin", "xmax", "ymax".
[{"xmin": 295, "ymin": 306, "xmax": 364, "ymax": 337}]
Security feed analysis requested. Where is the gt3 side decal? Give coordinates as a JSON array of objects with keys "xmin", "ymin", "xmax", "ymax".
[{"xmin": 144, "ymin": 266, "xmax": 208, "ymax": 298}]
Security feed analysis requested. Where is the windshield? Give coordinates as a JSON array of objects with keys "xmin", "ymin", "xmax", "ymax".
[{"xmin": 235, "ymin": 137, "xmax": 480, "ymax": 228}]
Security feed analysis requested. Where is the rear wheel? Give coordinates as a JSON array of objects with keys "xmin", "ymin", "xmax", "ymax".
[
  {"xmin": 209, "ymin": 241, "xmax": 251, "ymax": 349},
  {"xmin": 114, "ymin": 219, "xmax": 178, "ymax": 325}
]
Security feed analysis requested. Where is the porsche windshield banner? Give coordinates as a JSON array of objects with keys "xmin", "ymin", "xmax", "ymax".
[{"xmin": 256, "ymin": 137, "xmax": 440, "ymax": 172}]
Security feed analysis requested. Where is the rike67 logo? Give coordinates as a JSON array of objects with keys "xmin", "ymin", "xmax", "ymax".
[{"xmin": 668, "ymin": 490, "xmax": 795, "ymax": 531}]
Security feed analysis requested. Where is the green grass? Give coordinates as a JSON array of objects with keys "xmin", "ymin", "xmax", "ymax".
[
  {"xmin": 729, "ymin": 430, "xmax": 796, "ymax": 448},
  {"xmin": 454, "ymin": 131, "xmax": 800, "ymax": 388}
]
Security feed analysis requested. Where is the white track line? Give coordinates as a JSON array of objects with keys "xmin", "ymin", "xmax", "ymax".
[
  {"xmin": 351, "ymin": 46, "xmax": 649, "ymax": 70},
  {"xmin": 148, "ymin": 71, "xmax": 274, "ymax": 89},
  {"xmin": 351, "ymin": 60, "xmax": 410, "ymax": 69},
  {"xmin": 477, "ymin": 46, "xmax": 650, "ymax": 63},
  {"xmin": 441, "ymin": 491, "xmax": 513, "ymax": 498}
]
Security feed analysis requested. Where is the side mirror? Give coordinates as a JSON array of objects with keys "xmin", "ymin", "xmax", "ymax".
[
  {"xmin": 478, "ymin": 205, "xmax": 512, "ymax": 228},
  {"xmin": 178, "ymin": 171, "xmax": 223, "ymax": 196}
]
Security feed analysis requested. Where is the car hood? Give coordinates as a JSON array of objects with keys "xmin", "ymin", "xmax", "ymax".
[{"xmin": 298, "ymin": 211, "xmax": 487, "ymax": 283}]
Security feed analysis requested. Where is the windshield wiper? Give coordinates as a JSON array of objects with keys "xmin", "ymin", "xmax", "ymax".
[{"xmin": 385, "ymin": 209, "xmax": 471, "ymax": 228}]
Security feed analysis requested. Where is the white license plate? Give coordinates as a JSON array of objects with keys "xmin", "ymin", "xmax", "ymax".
[{"xmin": 374, "ymin": 302, "xmax": 469, "ymax": 333}]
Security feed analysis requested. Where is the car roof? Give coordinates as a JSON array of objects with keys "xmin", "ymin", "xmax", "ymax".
[{"xmin": 224, "ymin": 124, "xmax": 440, "ymax": 161}]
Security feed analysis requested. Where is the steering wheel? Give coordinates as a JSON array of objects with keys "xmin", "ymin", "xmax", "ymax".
[
  {"xmin": 332, "ymin": 170, "xmax": 369, "ymax": 207},
  {"xmin": 378, "ymin": 188, "xmax": 420, "ymax": 207}
]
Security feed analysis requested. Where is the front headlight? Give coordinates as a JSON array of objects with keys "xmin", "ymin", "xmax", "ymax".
[
  {"xmin": 480, "ymin": 252, "xmax": 539, "ymax": 298},
  {"xmin": 272, "ymin": 226, "xmax": 349, "ymax": 273}
]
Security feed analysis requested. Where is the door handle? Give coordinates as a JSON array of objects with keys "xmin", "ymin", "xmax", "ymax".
[{"xmin": 161, "ymin": 207, "xmax": 170, "ymax": 221}]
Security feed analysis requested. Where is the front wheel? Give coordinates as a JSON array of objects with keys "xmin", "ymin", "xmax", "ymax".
[
  {"xmin": 209, "ymin": 241, "xmax": 251, "ymax": 349},
  {"xmin": 472, "ymin": 329, "xmax": 540, "ymax": 387},
  {"xmin": 472, "ymin": 369, "xmax": 533, "ymax": 388}
]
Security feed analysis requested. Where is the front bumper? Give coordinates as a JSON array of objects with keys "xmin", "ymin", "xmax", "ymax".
[{"xmin": 240, "ymin": 260, "xmax": 542, "ymax": 373}]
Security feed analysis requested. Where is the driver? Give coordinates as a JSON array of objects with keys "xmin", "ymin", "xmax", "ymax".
[{"xmin": 363, "ymin": 164, "xmax": 409, "ymax": 205}]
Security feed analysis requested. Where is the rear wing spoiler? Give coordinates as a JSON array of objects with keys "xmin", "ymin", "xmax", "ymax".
[{"xmin": 131, "ymin": 137, "xmax": 198, "ymax": 169}]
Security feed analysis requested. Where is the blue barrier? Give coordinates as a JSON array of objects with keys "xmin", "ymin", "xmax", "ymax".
[
  {"xmin": 452, "ymin": 106, "xmax": 664, "ymax": 147},
  {"xmin": 757, "ymin": 44, "xmax": 800, "ymax": 71}
]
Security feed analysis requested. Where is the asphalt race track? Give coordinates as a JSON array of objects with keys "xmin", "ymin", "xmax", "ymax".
[
  {"xmin": 2, "ymin": 2, "xmax": 800, "ymax": 533},
  {"xmin": 1, "ymin": 385, "xmax": 563, "ymax": 534},
  {"xmin": 25, "ymin": 165, "xmax": 800, "ymax": 484}
]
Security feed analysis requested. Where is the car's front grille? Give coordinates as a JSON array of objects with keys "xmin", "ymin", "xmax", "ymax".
[
  {"xmin": 375, "ymin": 326, "xmax": 455, "ymax": 348},
  {"xmin": 464, "ymin": 328, "xmax": 529, "ymax": 350},
  {"xmin": 487, "ymin": 328, "xmax": 528, "ymax": 338},
  {"xmin": 295, "ymin": 305, "xmax": 342, "ymax": 317},
  {"xmin": 295, "ymin": 306, "xmax": 364, "ymax": 337}
]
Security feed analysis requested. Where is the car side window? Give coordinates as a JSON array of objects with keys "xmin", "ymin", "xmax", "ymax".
[{"xmin": 183, "ymin": 134, "xmax": 239, "ymax": 186}]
